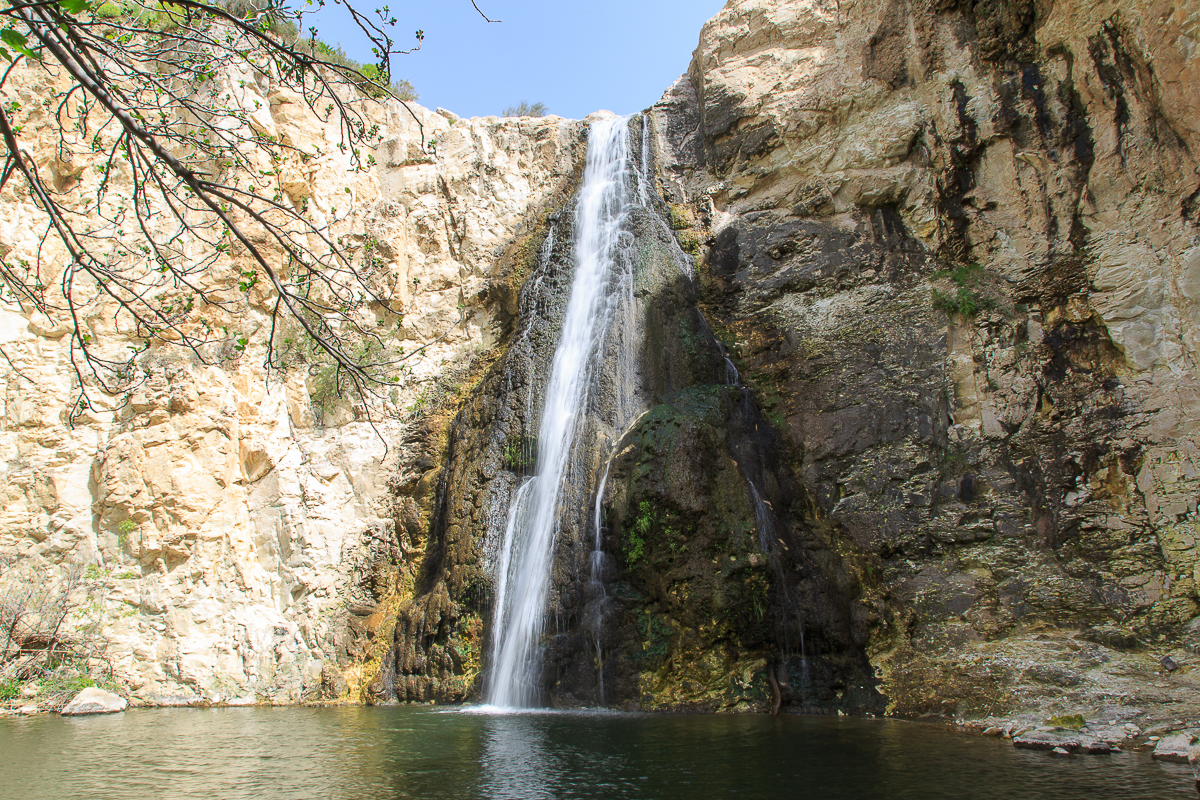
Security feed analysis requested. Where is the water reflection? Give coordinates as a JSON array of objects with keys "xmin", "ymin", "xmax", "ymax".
[
  {"xmin": 480, "ymin": 712, "xmax": 555, "ymax": 799},
  {"xmin": 0, "ymin": 706, "xmax": 1192, "ymax": 800}
]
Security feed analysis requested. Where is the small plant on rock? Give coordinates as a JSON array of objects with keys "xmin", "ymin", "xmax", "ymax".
[
  {"xmin": 501, "ymin": 436, "xmax": 536, "ymax": 473},
  {"xmin": 931, "ymin": 262, "xmax": 995, "ymax": 318}
]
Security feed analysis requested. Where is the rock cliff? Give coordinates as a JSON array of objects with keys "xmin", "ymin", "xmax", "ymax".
[
  {"xmin": 645, "ymin": 0, "xmax": 1200, "ymax": 721},
  {"xmin": 4, "ymin": 0, "xmax": 1200, "ymax": 729},
  {"xmin": 0, "ymin": 58, "xmax": 584, "ymax": 703}
]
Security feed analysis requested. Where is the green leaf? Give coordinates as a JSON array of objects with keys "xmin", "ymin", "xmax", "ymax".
[
  {"xmin": 57, "ymin": 0, "xmax": 89, "ymax": 13},
  {"xmin": 0, "ymin": 29, "xmax": 39, "ymax": 61}
]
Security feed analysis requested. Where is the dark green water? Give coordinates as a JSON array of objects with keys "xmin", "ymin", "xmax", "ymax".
[{"xmin": 0, "ymin": 706, "xmax": 1190, "ymax": 799}]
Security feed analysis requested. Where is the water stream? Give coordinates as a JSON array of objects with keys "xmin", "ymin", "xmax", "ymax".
[{"xmin": 487, "ymin": 115, "xmax": 641, "ymax": 707}]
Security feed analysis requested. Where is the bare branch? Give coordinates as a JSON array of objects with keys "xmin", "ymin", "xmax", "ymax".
[{"xmin": 470, "ymin": 1, "xmax": 501, "ymax": 23}]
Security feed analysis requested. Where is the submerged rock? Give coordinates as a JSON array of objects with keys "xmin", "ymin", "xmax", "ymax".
[{"xmin": 60, "ymin": 688, "xmax": 128, "ymax": 716}]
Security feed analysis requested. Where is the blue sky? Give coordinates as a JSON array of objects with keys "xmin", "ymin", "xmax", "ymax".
[{"xmin": 301, "ymin": 0, "xmax": 728, "ymax": 119}]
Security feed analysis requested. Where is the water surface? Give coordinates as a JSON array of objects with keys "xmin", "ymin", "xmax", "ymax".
[{"xmin": 0, "ymin": 706, "xmax": 1190, "ymax": 799}]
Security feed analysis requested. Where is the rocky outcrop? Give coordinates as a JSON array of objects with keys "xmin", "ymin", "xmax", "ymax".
[
  {"xmin": 646, "ymin": 0, "xmax": 1200, "ymax": 721},
  {"xmin": 0, "ymin": 58, "xmax": 583, "ymax": 703}
]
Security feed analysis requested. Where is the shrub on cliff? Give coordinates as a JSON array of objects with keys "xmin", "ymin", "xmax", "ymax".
[{"xmin": 501, "ymin": 101, "xmax": 548, "ymax": 118}]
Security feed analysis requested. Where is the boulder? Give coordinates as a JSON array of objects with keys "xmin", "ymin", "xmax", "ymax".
[{"xmin": 60, "ymin": 687, "xmax": 128, "ymax": 716}]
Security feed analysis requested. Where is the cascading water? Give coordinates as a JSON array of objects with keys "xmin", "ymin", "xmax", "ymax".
[{"xmin": 487, "ymin": 115, "xmax": 641, "ymax": 708}]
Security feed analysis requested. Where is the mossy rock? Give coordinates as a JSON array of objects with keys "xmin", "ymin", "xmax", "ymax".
[{"xmin": 1046, "ymin": 714, "xmax": 1086, "ymax": 730}]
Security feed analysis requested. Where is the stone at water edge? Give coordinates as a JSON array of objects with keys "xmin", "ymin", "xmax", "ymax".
[
  {"xmin": 60, "ymin": 688, "xmax": 128, "ymax": 716},
  {"xmin": 1078, "ymin": 739, "xmax": 1113, "ymax": 755},
  {"xmin": 1152, "ymin": 732, "xmax": 1199, "ymax": 763},
  {"xmin": 1012, "ymin": 730, "xmax": 1081, "ymax": 751}
]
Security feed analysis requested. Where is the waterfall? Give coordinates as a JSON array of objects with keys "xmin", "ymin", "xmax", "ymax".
[{"xmin": 487, "ymin": 115, "xmax": 640, "ymax": 707}]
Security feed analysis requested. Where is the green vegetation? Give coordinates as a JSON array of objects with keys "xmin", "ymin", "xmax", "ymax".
[
  {"xmin": 0, "ymin": 678, "xmax": 20, "ymax": 701},
  {"xmin": 1, "ymin": 563, "xmax": 113, "ymax": 705},
  {"xmin": 632, "ymin": 611, "xmax": 673, "ymax": 662},
  {"xmin": 1046, "ymin": 714, "xmax": 1086, "ymax": 730},
  {"xmin": 501, "ymin": 101, "xmax": 548, "ymax": 118},
  {"xmin": 623, "ymin": 500, "xmax": 687, "ymax": 567},
  {"xmin": 676, "ymin": 232, "xmax": 702, "ymax": 257},
  {"xmin": 293, "ymin": 40, "xmax": 418, "ymax": 101},
  {"xmin": 405, "ymin": 385, "xmax": 430, "ymax": 417},
  {"xmin": 667, "ymin": 204, "xmax": 690, "ymax": 230},
  {"xmin": 501, "ymin": 436, "xmax": 536, "ymax": 472},
  {"xmin": 271, "ymin": 312, "xmax": 410, "ymax": 424},
  {"xmin": 747, "ymin": 371, "xmax": 788, "ymax": 434},
  {"xmin": 39, "ymin": 673, "xmax": 97, "ymax": 696},
  {"xmin": 116, "ymin": 518, "xmax": 135, "ymax": 550},
  {"xmin": 931, "ymin": 262, "xmax": 995, "ymax": 318},
  {"xmin": 626, "ymin": 501, "xmax": 655, "ymax": 565}
]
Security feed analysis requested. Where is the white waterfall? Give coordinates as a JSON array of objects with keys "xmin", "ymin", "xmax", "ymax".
[{"xmin": 487, "ymin": 115, "xmax": 637, "ymax": 707}]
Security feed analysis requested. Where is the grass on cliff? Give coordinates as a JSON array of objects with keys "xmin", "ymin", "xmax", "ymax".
[{"xmin": 931, "ymin": 262, "xmax": 995, "ymax": 318}]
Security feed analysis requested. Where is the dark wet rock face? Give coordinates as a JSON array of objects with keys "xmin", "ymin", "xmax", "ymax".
[{"xmin": 642, "ymin": 0, "xmax": 1200, "ymax": 724}]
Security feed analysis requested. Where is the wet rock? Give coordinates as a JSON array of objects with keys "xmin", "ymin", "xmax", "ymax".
[
  {"xmin": 1153, "ymin": 732, "xmax": 1199, "ymax": 763},
  {"xmin": 60, "ymin": 688, "xmax": 127, "ymax": 716},
  {"xmin": 321, "ymin": 664, "xmax": 349, "ymax": 699},
  {"xmin": 1078, "ymin": 738, "xmax": 1113, "ymax": 755},
  {"xmin": 1161, "ymin": 656, "xmax": 1179, "ymax": 672},
  {"xmin": 145, "ymin": 693, "xmax": 204, "ymax": 707},
  {"xmin": 1025, "ymin": 665, "xmax": 1084, "ymax": 688},
  {"xmin": 1079, "ymin": 626, "xmax": 1140, "ymax": 652},
  {"xmin": 1013, "ymin": 730, "xmax": 1081, "ymax": 751},
  {"xmin": 1051, "ymin": 747, "xmax": 1073, "ymax": 757}
]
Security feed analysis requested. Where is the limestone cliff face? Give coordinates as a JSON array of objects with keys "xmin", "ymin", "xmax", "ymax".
[
  {"xmin": 648, "ymin": 0, "xmax": 1200, "ymax": 717},
  {"xmin": 0, "ymin": 58, "xmax": 583, "ymax": 703}
]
